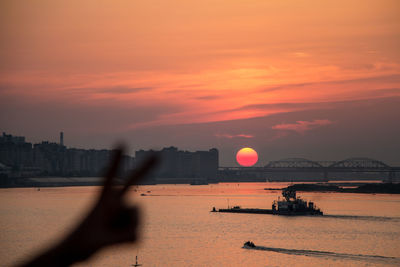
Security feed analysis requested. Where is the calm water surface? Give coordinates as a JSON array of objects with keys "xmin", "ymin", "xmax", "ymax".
[{"xmin": 1, "ymin": 183, "xmax": 400, "ymax": 267}]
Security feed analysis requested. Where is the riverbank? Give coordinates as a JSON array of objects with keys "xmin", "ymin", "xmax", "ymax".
[{"xmin": 266, "ymin": 183, "xmax": 400, "ymax": 194}]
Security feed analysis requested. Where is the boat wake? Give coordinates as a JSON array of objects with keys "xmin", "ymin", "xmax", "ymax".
[
  {"xmin": 323, "ymin": 214, "xmax": 400, "ymax": 222},
  {"xmin": 243, "ymin": 245, "xmax": 400, "ymax": 264}
]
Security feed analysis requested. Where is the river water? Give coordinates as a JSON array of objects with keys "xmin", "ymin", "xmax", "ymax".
[{"xmin": 1, "ymin": 183, "xmax": 400, "ymax": 266}]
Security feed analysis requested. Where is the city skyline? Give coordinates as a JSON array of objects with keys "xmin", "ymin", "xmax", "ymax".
[
  {"xmin": 1, "ymin": 131, "xmax": 398, "ymax": 168},
  {"xmin": 2, "ymin": 131, "xmax": 397, "ymax": 188},
  {"xmin": 0, "ymin": 131, "xmax": 219, "ymax": 180}
]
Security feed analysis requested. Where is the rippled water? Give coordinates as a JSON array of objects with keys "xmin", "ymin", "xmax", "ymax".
[{"xmin": 1, "ymin": 183, "xmax": 400, "ymax": 266}]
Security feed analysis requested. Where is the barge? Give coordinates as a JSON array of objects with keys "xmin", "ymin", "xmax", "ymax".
[{"xmin": 211, "ymin": 188, "xmax": 323, "ymax": 216}]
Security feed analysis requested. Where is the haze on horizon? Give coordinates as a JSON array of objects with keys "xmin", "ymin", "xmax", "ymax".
[{"xmin": 1, "ymin": 0, "xmax": 399, "ymax": 166}]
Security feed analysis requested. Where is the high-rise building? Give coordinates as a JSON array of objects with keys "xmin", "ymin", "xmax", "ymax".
[
  {"xmin": 135, "ymin": 146, "xmax": 219, "ymax": 183},
  {"xmin": 60, "ymin": 132, "xmax": 64, "ymax": 146}
]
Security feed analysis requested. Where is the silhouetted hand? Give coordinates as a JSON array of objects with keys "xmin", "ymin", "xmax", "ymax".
[{"xmin": 20, "ymin": 146, "xmax": 159, "ymax": 267}]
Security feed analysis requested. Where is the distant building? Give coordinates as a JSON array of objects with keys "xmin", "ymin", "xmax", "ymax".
[
  {"xmin": 0, "ymin": 132, "xmax": 34, "ymax": 170},
  {"xmin": 33, "ymin": 141, "xmax": 66, "ymax": 175},
  {"xmin": 193, "ymin": 148, "xmax": 219, "ymax": 179},
  {"xmin": 0, "ymin": 132, "xmax": 26, "ymax": 144},
  {"xmin": 60, "ymin": 132, "xmax": 64, "ymax": 146},
  {"xmin": 135, "ymin": 146, "xmax": 219, "ymax": 183}
]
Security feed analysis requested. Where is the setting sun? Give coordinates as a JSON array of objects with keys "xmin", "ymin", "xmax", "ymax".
[{"xmin": 236, "ymin": 147, "xmax": 258, "ymax": 167}]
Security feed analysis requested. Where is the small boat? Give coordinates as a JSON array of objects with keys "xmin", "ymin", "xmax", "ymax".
[
  {"xmin": 131, "ymin": 255, "xmax": 142, "ymax": 267},
  {"xmin": 243, "ymin": 241, "xmax": 256, "ymax": 248}
]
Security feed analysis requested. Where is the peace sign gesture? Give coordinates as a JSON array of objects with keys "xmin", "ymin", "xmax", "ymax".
[{"xmin": 21, "ymin": 146, "xmax": 159, "ymax": 267}]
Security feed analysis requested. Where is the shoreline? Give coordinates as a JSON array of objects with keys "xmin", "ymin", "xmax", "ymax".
[{"xmin": 265, "ymin": 183, "xmax": 400, "ymax": 194}]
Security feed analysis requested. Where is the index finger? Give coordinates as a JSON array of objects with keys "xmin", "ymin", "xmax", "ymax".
[
  {"xmin": 102, "ymin": 146, "xmax": 124, "ymax": 196},
  {"xmin": 119, "ymin": 153, "xmax": 159, "ymax": 196}
]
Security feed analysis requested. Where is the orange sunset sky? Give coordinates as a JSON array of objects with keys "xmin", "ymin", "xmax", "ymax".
[{"xmin": 1, "ymin": 0, "xmax": 399, "ymax": 165}]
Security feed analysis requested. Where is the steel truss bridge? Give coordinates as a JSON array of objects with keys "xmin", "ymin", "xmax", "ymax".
[{"xmin": 219, "ymin": 157, "xmax": 400, "ymax": 181}]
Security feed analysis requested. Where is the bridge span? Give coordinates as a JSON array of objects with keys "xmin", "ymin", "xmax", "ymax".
[{"xmin": 218, "ymin": 158, "xmax": 400, "ymax": 182}]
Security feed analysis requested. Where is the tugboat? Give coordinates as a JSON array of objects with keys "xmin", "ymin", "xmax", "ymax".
[
  {"xmin": 243, "ymin": 241, "xmax": 256, "ymax": 248},
  {"xmin": 211, "ymin": 188, "xmax": 323, "ymax": 216},
  {"xmin": 272, "ymin": 188, "xmax": 323, "ymax": 215}
]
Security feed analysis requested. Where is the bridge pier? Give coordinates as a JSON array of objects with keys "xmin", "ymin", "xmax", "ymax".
[
  {"xmin": 388, "ymin": 171, "xmax": 395, "ymax": 183},
  {"xmin": 323, "ymin": 170, "xmax": 329, "ymax": 182}
]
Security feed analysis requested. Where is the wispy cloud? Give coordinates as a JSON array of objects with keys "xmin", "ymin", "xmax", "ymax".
[
  {"xmin": 292, "ymin": 52, "xmax": 310, "ymax": 58},
  {"xmin": 272, "ymin": 119, "xmax": 333, "ymax": 134},
  {"xmin": 193, "ymin": 95, "xmax": 221, "ymax": 100},
  {"xmin": 215, "ymin": 133, "xmax": 254, "ymax": 139},
  {"xmin": 96, "ymin": 87, "xmax": 153, "ymax": 94},
  {"xmin": 259, "ymin": 74, "xmax": 400, "ymax": 93}
]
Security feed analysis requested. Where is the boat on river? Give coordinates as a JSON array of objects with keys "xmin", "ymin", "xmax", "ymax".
[
  {"xmin": 211, "ymin": 188, "xmax": 323, "ymax": 216},
  {"xmin": 131, "ymin": 255, "xmax": 142, "ymax": 267},
  {"xmin": 243, "ymin": 241, "xmax": 256, "ymax": 248}
]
